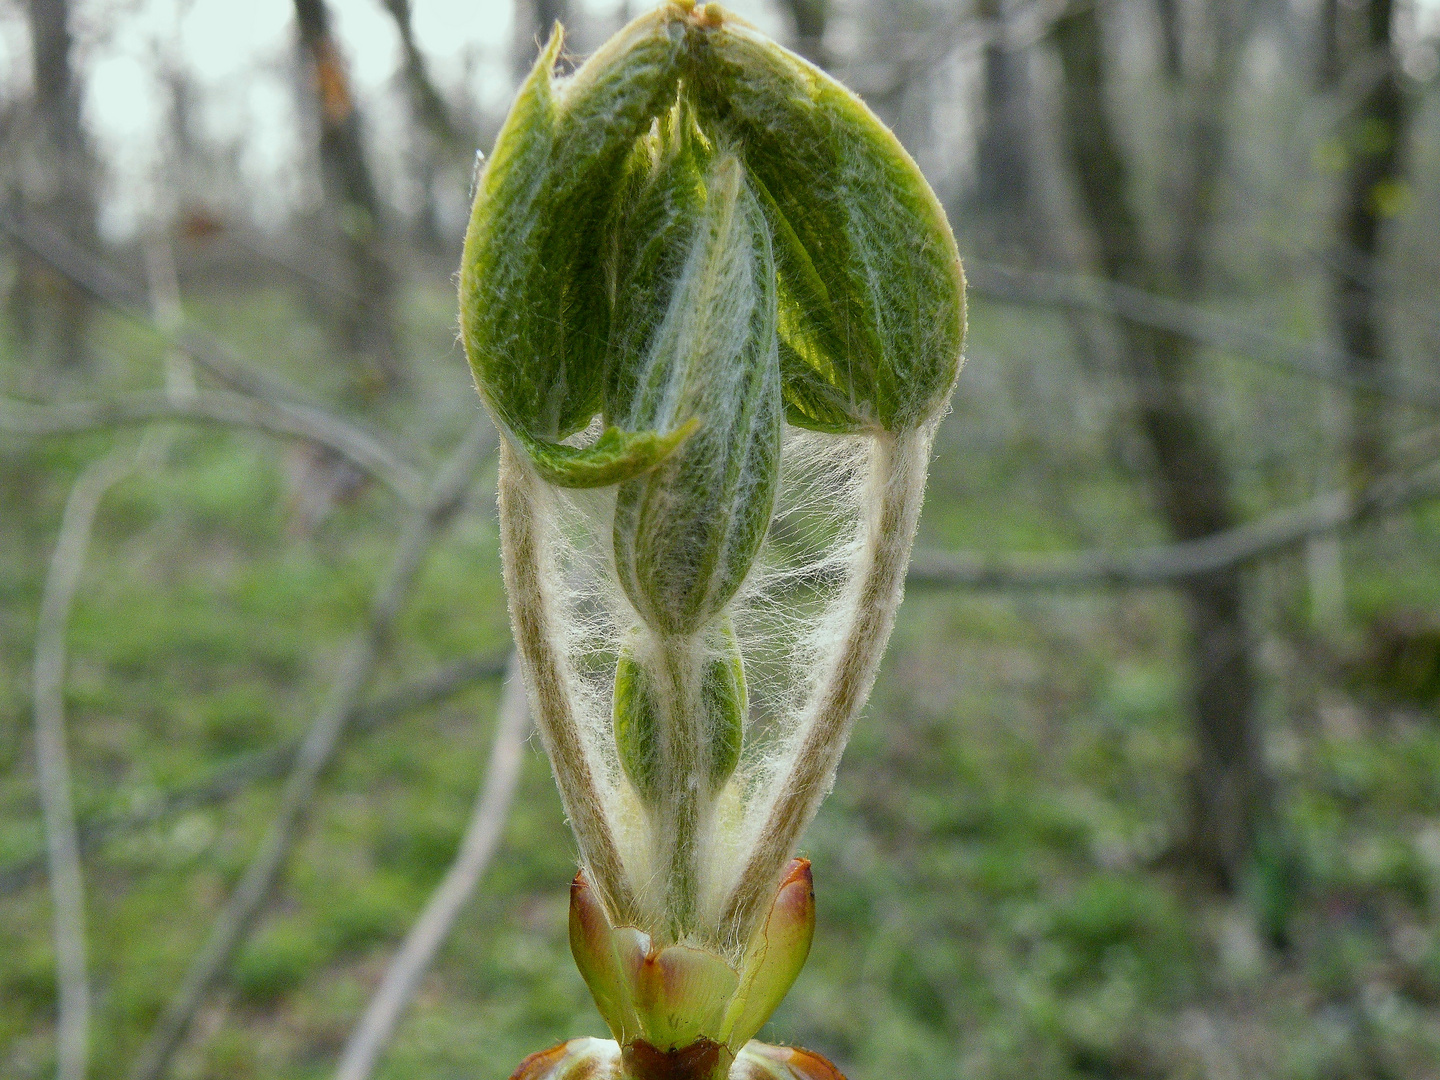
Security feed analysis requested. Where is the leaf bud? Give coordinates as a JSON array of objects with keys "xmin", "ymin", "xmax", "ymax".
[
  {"xmin": 567, "ymin": 858, "xmax": 816, "ymax": 1077},
  {"xmin": 607, "ymin": 123, "xmax": 782, "ymax": 637},
  {"xmin": 613, "ymin": 623, "xmax": 745, "ymax": 807}
]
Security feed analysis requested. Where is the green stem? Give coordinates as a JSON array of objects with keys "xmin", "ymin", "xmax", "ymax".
[
  {"xmin": 498, "ymin": 443, "xmax": 637, "ymax": 925},
  {"xmin": 655, "ymin": 635, "xmax": 704, "ymax": 939}
]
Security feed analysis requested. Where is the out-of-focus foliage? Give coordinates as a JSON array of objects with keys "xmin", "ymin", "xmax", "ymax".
[{"xmin": 3, "ymin": 0, "xmax": 1440, "ymax": 1077}]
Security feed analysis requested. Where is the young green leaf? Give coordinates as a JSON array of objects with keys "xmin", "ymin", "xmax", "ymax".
[
  {"xmin": 460, "ymin": 11, "xmax": 695, "ymax": 487},
  {"xmin": 608, "ymin": 142, "xmax": 782, "ymax": 636},
  {"xmin": 683, "ymin": 18, "xmax": 966, "ymax": 434},
  {"xmin": 701, "ymin": 624, "xmax": 745, "ymax": 794},
  {"xmin": 613, "ymin": 643, "xmax": 662, "ymax": 804},
  {"xmin": 613, "ymin": 625, "xmax": 745, "ymax": 808}
]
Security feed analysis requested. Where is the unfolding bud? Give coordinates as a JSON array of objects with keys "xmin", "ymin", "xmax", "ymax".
[
  {"xmin": 607, "ymin": 124, "xmax": 782, "ymax": 637},
  {"xmin": 614, "ymin": 625, "xmax": 745, "ymax": 805},
  {"xmin": 476, "ymin": 3, "xmax": 964, "ymax": 1077},
  {"xmin": 569, "ymin": 859, "xmax": 815, "ymax": 1078}
]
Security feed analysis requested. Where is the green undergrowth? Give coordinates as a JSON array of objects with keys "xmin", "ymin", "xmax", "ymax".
[{"xmin": 2, "ymin": 282, "xmax": 1439, "ymax": 1079}]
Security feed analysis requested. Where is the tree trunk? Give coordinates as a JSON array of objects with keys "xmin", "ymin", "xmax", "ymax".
[
  {"xmin": 1051, "ymin": 5, "xmax": 1271, "ymax": 892},
  {"xmin": 21, "ymin": 0, "xmax": 97, "ymax": 369},
  {"xmin": 293, "ymin": 0, "xmax": 404, "ymax": 398},
  {"xmin": 1155, "ymin": 0, "xmax": 1184, "ymax": 80},
  {"xmin": 1332, "ymin": 0, "xmax": 1408, "ymax": 483},
  {"xmin": 778, "ymin": 0, "xmax": 828, "ymax": 66},
  {"xmin": 974, "ymin": 0, "xmax": 1032, "ymax": 252},
  {"xmin": 380, "ymin": 0, "xmax": 459, "ymax": 149},
  {"xmin": 1316, "ymin": 0, "xmax": 1341, "ymax": 89},
  {"xmin": 379, "ymin": 0, "xmax": 465, "ymax": 253}
]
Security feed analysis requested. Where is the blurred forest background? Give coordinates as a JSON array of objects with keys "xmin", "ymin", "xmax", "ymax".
[{"xmin": 3, "ymin": 0, "xmax": 1440, "ymax": 1077}]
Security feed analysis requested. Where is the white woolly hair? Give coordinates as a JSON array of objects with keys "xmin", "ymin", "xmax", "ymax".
[{"xmin": 500, "ymin": 418, "xmax": 936, "ymax": 955}]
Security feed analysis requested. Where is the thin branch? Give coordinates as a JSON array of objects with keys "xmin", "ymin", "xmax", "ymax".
[
  {"xmin": 125, "ymin": 421, "xmax": 491, "ymax": 1080},
  {"xmin": 34, "ymin": 448, "xmax": 141, "ymax": 1080},
  {"xmin": 0, "ymin": 654, "xmax": 510, "ymax": 898},
  {"xmin": 0, "ymin": 208, "xmax": 306, "ymax": 405},
  {"xmin": 333, "ymin": 652, "xmax": 530, "ymax": 1080},
  {"xmin": 19, "ymin": 460, "xmax": 1427, "ymax": 905},
  {"xmin": 1, "ymin": 391, "xmax": 427, "ymax": 505},
  {"xmin": 965, "ymin": 260, "xmax": 1440, "ymax": 409},
  {"xmin": 906, "ymin": 460, "xmax": 1440, "ymax": 590},
  {"xmin": 15, "ymin": 197, "xmax": 1431, "ymax": 425},
  {"xmin": 0, "ymin": 208, "xmax": 439, "ymax": 491}
]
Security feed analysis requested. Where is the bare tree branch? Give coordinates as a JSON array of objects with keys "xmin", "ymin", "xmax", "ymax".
[
  {"xmin": 0, "ymin": 207, "xmax": 446, "ymax": 500},
  {"xmin": 907, "ymin": 460, "xmax": 1440, "ymax": 590},
  {"xmin": 333, "ymin": 652, "xmax": 530, "ymax": 1080},
  {"xmin": 125, "ymin": 421, "xmax": 490, "ymax": 1080},
  {"xmin": 965, "ymin": 260, "xmax": 1440, "ymax": 409},
  {"xmin": 33, "ymin": 448, "xmax": 141, "ymax": 1080},
  {"xmin": 0, "ymin": 208, "xmax": 310, "ymax": 405},
  {"xmin": 0, "ymin": 654, "xmax": 510, "ymax": 898},
  {"xmin": 1, "ymin": 390, "xmax": 428, "ymax": 505},
  {"xmin": 1329, "ymin": 0, "xmax": 1411, "ymax": 479}
]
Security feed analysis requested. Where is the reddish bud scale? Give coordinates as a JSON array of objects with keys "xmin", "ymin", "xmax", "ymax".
[
  {"xmin": 730, "ymin": 1044, "xmax": 847, "ymax": 1080},
  {"xmin": 508, "ymin": 1039, "xmax": 847, "ymax": 1080},
  {"xmin": 562, "ymin": 859, "xmax": 821, "ymax": 1080}
]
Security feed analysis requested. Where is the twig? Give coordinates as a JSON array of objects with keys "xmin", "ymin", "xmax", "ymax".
[
  {"xmin": 0, "ymin": 208, "xmax": 306, "ymax": 405},
  {"xmin": 125, "ymin": 421, "xmax": 491, "ymax": 1080},
  {"xmin": 1, "ymin": 391, "xmax": 427, "ymax": 505},
  {"xmin": 0, "ymin": 654, "xmax": 510, "ymax": 898},
  {"xmin": 0, "ymin": 208, "xmax": 440, "ymax": 478},
  {"xmin": 333, "ymin": 653, "xmax": 530, "ymax": 1080},
  {"xmin": 965, "ymin": 260, "xmax": 1440, "ymax": 409},
  {"xmin": 34, "ymin": 449, "xmax": 143, "ymax": 1080},
  {"xmin": 13, "ymin": 199, "xmax": 1431, "ymax": 419},
  {"xmin": 906, "ymin": 460, "xmax": 1440, "ymax": 590}
]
